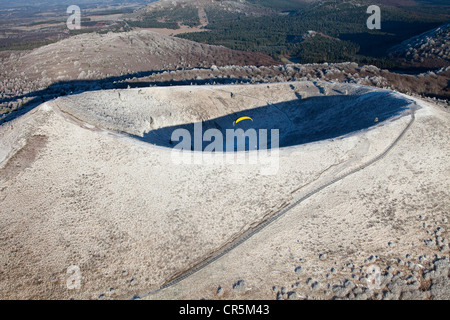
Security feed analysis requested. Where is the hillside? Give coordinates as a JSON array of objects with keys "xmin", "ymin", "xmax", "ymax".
[
  {"xmin": 388, "ymin": 23, "xmax": 450, "ymax": 69},
  {"xmin": 0, "ymin": 0, "xmax": 448, "ymax": 303},
  {"xmin": 128, "ymin": 0, "xmax": 449, "ymax": 69},
  {"xmin": 0, "ymin": 83, "xmax": 448, "ymax": 299},
  {"xmin": 0, "ymin": 29, "xmax": 276, "ymax": 116}
]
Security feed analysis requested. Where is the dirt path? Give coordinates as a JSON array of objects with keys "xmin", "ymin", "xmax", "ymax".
[
  {"xmin": 136, "ymin": 109, "xmax": 416, "ymax": 299},
  {"xmin": 198, "ymin": 6, "xmax": 208, "ymax": 27}
]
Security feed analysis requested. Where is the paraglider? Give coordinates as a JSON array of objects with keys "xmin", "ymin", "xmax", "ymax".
[{"xmin": 233, "ymin": 116, "xmax": 253, "ymax": 126}]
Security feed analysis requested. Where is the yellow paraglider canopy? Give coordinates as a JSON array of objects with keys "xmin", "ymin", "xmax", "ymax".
[{"xmin": 233, "ymin": 116, "xmax": 253, "ymax": 126}]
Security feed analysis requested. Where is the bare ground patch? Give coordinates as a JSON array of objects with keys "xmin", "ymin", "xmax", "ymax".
[{"xmin": 0, "ymin": 134, "xmax": 48, "ymax": 182}]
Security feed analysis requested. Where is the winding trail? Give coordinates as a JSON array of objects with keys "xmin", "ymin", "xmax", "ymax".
[{"xmin": 135, "ymin": 108, "xmax": 416, "ymax": 300}]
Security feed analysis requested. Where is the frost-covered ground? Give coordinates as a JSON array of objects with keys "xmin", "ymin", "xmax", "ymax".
[{"xmin": 0, "ymin": 82, "xmax": 448, "ymax": 300}]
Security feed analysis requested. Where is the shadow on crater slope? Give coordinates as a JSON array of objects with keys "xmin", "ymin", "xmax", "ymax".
[{"xmin": 138, "ymin": 92, "xmax": 411, "ymax": 151}]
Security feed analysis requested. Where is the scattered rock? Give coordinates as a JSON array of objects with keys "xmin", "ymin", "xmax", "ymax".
[
  {"xmin": 295, "ymin": 266, "xmax": 303, "ymax": 275},
  {"xmin": 287, "ymin": 291, "xmax": 299, "ymax": 300},
  {"xmin": 233, "ymin": 280, "xmax": 247, "ymax": 293}
]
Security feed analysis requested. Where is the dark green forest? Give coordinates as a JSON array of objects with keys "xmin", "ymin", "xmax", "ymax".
[{"xmin": 175, "ymin": 1, "xmax": 448, "ymax": 68}]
